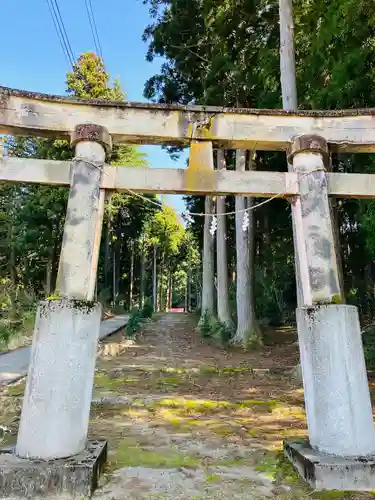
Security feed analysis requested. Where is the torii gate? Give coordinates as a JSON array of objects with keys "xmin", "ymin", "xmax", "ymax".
[{"xmin": 1, "ymin": 87, "xmax": 375, "ymax": 495}]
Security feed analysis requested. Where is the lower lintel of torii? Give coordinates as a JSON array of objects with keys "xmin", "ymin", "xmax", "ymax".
[{"xmin": 2, "ymin": 155, "xmax": 375, "ymax": 198}]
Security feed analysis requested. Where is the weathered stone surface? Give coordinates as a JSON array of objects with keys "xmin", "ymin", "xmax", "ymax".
[
  {"xmin": 288, "ymin": 134, "xmax": 329, "ymax": 165},
  {"xmin": 71, "ymin": 124, "xmax": 112, "ymax": 155},
  {"xmin": 16, "ymin": 300, "xmax": 102, "ymax": 460},
  {"xmin": 284, "ymin": 439, "xmax": 375, "ymax": 491},
  {"xmin": 0, "ymin": 441, "xmax": 107, "ymax": 499},
  {"xmin": 297, "ymin": 304, "xmax": 375, "ymax": 458},
  {"xmin": 56, "ymin": 140, "xmax": 105, "ymax": 301}
]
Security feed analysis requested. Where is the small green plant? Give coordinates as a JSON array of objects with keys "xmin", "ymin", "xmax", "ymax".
[
  {"xmin": 125, "ymin": 307, "xmax": 143, "ymax": 337},
  {"xmin": 47, "ymin": 294, "xmax": 61, "ymax": 301},
  {"xmin": 0, "ymin": 322, "xmax": 12, "ymax": 347},
  {"xmin": 246, "ymin": 330, "xmax": 264, "ymax": 349},
  {"xmin": 112, "ymin": 303, "xmax": 126, "ymax": 315},
  {"xmin": 197, "ymin": 310, "xmax": 212, "ymax": 337},
  {"xmin": 215, "ymin": 321, "xmax": 234, "ymax": 347},
  {"xmin": 142, "ymin": 297, "xmax": 153, "ymax": 319},
  {"xmin": 363, "ymin": 325, "xmax": 375, "ymax": 370}
]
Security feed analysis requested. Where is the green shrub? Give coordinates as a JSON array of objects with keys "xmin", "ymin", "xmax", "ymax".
[
  {"xmin": 198, "ymin": 310, "xmax": 212, "ymax": 337},
  {"xmin": 112, "ymin": 303, "xmax": 126, "ymax": 315},
  {"xmin": 142, "ymin": 298, "xmax": 153, "ymax": 319},
  {"xmin": 125, "ymin": 307, "xmax": 143, "ymax": 337},
  {"xmin": 215, "ymin": 321, "xmax": 234, "ymax": 347},
  {"xmin": 0, "ymin": 322, "xmax": 12, "ymax": 347},
  {"xmin": 363, "ymin": 325, "xmax": 375, "ymax": 370}
]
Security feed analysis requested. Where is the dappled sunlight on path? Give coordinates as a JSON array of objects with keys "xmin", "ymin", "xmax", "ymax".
[{"xmin": 1, "ymin": 314, "xmax": 372, "ymax": 499}]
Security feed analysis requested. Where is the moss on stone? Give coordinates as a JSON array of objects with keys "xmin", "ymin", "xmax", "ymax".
[
  {"xmin": 205, "ymin": 473, "xmax": 221, "ymax": 483},
  {"xmin": 6, "ymin": 382, "xmax": 26, "ymax": 397},
  {"xmin": 113, "ymin": 439, "xmax": 200, "ymax": 469},
  {"xmin": 94, "ymin": 372, "xmax": 125, "ymax": 391},
  {"xmin": 255, "ymin": 451, "xmax": 301, "ymax": 484}
]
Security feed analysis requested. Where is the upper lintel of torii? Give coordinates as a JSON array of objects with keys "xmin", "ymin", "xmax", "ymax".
[{"xmin": 1, "ymin": 86, "xmax": 375, "ymax": 152}]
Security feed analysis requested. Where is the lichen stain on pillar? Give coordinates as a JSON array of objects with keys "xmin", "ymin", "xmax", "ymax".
[
  {"xmin": 290, "ymin": 136, "xmax": 342, "ymax": 304},
  {"xmin": 56, "ymin": 157, "xmax": 102, "ymax": 300},
  {"xmin": 185, "ymin": 140, "xmax": 216, "ymax": 193}
]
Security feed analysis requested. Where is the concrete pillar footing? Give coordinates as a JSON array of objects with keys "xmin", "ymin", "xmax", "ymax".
[
  {"xmin": 284, "ymin": 439, "xmax": 375, "ymax": 491},
  {"xmin": 0, "ymin": 441, "xmax": 107, "ymax": 499}
]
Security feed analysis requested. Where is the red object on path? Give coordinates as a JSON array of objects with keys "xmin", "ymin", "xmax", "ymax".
[{"xmin": 170, "ymin": 307, "xmax": 185, "ymax": 313}]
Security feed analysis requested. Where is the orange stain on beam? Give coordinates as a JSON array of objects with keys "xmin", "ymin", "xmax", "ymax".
[{"xmin": 185, "ymin": 140, "xmax": 216, "ymax": 193}]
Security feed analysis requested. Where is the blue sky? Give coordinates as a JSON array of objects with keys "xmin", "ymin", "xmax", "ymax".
[{"xmin": 1, "ymin": 0, "xmax": 187, "ymax": 213}]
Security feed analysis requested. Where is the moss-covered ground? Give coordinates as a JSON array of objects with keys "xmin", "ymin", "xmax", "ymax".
[{"xmin": 1, "ymin": 313, "xmax": 375, "ymax": 498}]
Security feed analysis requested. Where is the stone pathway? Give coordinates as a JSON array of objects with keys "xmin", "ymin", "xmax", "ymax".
[
  {"xmin": 0, "ymin": 315, "xmax": 128, "ymax": 386},
  {"xmin": 2, "ymin": 313, "xmax": 373, "ymax": 499},
  {"xmin": 87, "ymin": 313, "xmax": 373, "ymax": 499}
]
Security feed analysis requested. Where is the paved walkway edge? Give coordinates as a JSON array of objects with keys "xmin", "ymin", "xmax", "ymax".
[{"xmin": 0, "ymin": 315, "xmax": 128, "ymax": 387}]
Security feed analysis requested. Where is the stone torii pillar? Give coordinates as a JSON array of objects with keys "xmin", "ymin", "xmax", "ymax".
[
  {"xmin": 285, "ymin": 135, "xmax": 375, "ymax": 491},
  {"xmin": 16, "ymin": 124, "xmax": 110, "ymax": 461}
]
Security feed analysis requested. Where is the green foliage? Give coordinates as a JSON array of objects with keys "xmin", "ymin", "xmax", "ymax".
[
  {"xmin": 197, "ymin": 310, "xmax": 213, "ymax": 338},
  {"xmin": 142, "ymin": 297, "xmax": 154, "ymax": 318},
  {"xmin": 125, "ymin": 307, "xmax": 144, "ymax": 337},
  {"xmin": 125, "ymin": 299, "xmax": 155, "ymax": 338},
  {"xmin": 0, "ymin": 322, "xmax": 12, "ymax": 347},
  {"xmin": 112, "ymin": 303, "xmax": 126, "ymax": 315},
  {"xmin": 214, "ymin": 320, "xmax": 234, "ymax": 348},
  {"xmin": 246, "ymin": 330, "xmax": 264, "ymax": 349},
  {"xmin": 1, "ymin": 52, "xmax": 187, "ymax": 320},
  {"xmin": 66, "ymin": 52, "xmax": 125, "ymax": 100},
  {"xmin": 362, "ymin": 325, "xmax": 375, "ymax": 370},
  {"xmin": 255, "ymin": 450, "xmax": 299, "ymax": 485},
  {"xmin": 142, "ymin": 0, "xmax": 375, "ymax": 325}
]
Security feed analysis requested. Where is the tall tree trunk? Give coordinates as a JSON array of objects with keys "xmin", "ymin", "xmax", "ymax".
[
  {"xmin": 167, "ymin": 268, "xmax": 172, "ymax": 310},
  {"xmin": 216, "ymin": 150, "xmax": 233, "ymax": 327},
  {"xmin": 196, "ymin": 270, "xmax": 202, "ymax": 311},
  {"xmin": 50, "ymin": 219, "xmax": 60, "ymax": 293},
  {"xmin": 232, "ymin": 150, "xmax": 261, "ymax": 346},
  {"xmin": 45, "ymin": 227, "xmax": 53, "ymax": 297},
  {"xmin": 330, "ymin": 197, "xmax": 346, "ymax": 303},
  {"xmin": 8, "ymin": 219, "xmax": 17, "ymax": 320},
  {"xmin": 112, "ymin": 247, "xmax": 117, "ymax": 305},
  {"xmin": 158, "ymin": 251, "xmax": 165, "ymax": 312},
  {"xmin": 139, "ymin": 237, "xmax": 146, "ymax": 309},
  {"xmin": 199, "ymin": 196, "xmax": 215, "ymax": 324},
  {"xmin": 129, "ymin": 240, "xmax": 135, "ymax": 309},
  {"xmin": 187, "ymin": 267, "xmax": 192, "ymax": 312},
  {"xmin": 153, "ymin": 245, "xmax": 158, "ymax": 312},
  {"xmin": 279, "ymin": 0, "xmax": 304, "ymax": 308},
  {"xmin": 104, "ymin": 221, "xmax": 111, "ymax": 291},
  {"xmin": 185, "ymin": 271, "xmax": 188, "ymax": 312},
  {"xmin": 45, "ymin": 254, "xmax": 53, "ymax": 297}
]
